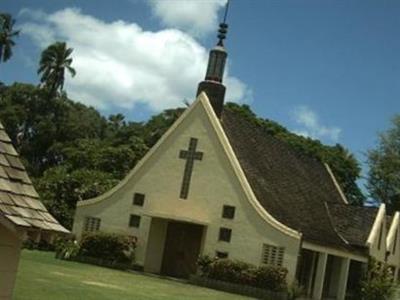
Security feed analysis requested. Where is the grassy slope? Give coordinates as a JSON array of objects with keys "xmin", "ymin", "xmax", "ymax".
[{"xmin": 14, "ymin": 250, "xmax": 252, "ymax": 300}]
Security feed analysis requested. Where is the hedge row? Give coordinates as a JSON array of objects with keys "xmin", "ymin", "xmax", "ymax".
[
  {"xmin": 55, "ymin": 232, "xmax": 137, "ymax": 265},
  {"xmin": 197, "ymin": 255, "xmax": 288, "ymax": 292}
]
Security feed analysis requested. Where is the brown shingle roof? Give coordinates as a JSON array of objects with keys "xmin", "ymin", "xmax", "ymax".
[
  {"xmin": 221, "ymin": 108, "xmax": 366, "ymax": 251},
  {"xmin": 0, "ymin": 122, "xmax": 68, "ymax": 233},
  {"xmin": 326, "ymin": 203, "xmax": 377, "ymax": 248}
]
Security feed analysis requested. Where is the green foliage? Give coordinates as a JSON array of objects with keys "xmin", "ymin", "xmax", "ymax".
[
  {"xmin": 359, "ymin": 259, "xmax": 395, "ymax": 300},
  {"xmin": 0, "ymin": 13, "xmax": 19, "ymax": 63},
  {"xmin": 35, "ymin": 166, "xmax": 118, "ymax": 228},
  {"xmin": 143, "ymin": 108, "xmax": 185, "ymax": 146},
  {"xmin": 38, "ymin": 41, "xmax": 76, "ymax": 95},
  {"xmin": 54, "ymin": 235, "xmax": 80, "ymax": 259},
  {"xmin": 225, "ymin": 102, "xmax": 365, "ymax": 205},
  {"xmin": 367, "ymin": 115, "xmax": 400, "ymax": 212},
  {"xmin": 60, "ymin": 139, "xmax": 138, "ymax": 179},
  {"xmin": 79, "ymin": 232, "xmax": 137, "ymax": 264},
  {"xmin": 0, "ymin": 83, "xmax": 107, "ymax": 176},
  {"xmin": 197, "ymin": 255, "xmax": 288, "ymax": 292}
]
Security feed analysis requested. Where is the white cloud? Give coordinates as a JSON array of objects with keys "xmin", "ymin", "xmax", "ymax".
[
  {"xmin": 20, "ymin": 8, "xmax": 250, "ymax": 112},
  {"xmin": 292, "ymin": 106, "xmax": 341, "ymax": 142},
  {"xmin": 148, "ymin": 0, "xmax": 227, "ymax": 36}
]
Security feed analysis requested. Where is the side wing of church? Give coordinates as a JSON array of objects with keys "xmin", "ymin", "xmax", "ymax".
[{"xmin": 73, "ymin": 19, "xmax": 400, "ymax": 300}]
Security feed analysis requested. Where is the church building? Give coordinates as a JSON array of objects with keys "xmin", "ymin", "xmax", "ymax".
[{"xmin": 73, "ymin": 19, "xmax": 400, "ymax": 300}]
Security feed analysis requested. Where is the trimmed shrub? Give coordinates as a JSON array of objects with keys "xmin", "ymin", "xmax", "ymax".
[
  {"xmin": 252, "ymin": 265, "xmax": 288, "ymax": 291},
  {"xmin": 197, "ymin": 255, "xmax": 288, "ymax": 292},
  {"xmin": 79, "ymin": 232, "xmax": 137, "ymax": 264}
]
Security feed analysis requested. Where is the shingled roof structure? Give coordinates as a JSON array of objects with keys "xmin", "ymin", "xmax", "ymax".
[
  {"xmin": 221, "ymin": 108, "xmax": 377, "ymax": 251},
  {"xmin": 326, "ymin": 203, "xmax": 378, "ymax": 248},
  {"xmin": 0, "ymin": 122, "xmax": 68, "ymax": 233}
]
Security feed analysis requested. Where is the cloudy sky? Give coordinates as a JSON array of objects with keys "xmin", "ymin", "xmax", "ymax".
[{"xmin": 2, "ymin": 0, "xmax": 400, "ymax": 184}]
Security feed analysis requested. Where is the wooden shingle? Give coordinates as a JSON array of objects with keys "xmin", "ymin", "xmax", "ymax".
[
  {"xmin": 0, "ymin": 154, "xmax": 10, "ymax": 167},
  {"xmin": 0, "ymin": 122, "xmax": 68, "ymax": 234}
]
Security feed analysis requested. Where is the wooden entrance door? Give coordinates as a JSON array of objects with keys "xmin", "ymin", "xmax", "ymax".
[{"xmin": 161, "ymin": 221, "xmax": 203, "ymax": 278}]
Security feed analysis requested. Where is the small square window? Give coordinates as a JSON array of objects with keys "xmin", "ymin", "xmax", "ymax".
[
  {"xmin": 133, "ymin": 193, "xmax": 145, "ymax": 206},
  {"xmin": 219, "ymin": 227, "xmax": 232, "ymax": 242},
  {"xmin": 222, "ymin": 205, "xmax": 235, "ymax": 219},
  {"xmin": 216, "ymin": 251, "xmax": 229, "ymax": 259},
  {"xmin": 129, "ymin": 214, "xmax": 141, "ymax": 228}
]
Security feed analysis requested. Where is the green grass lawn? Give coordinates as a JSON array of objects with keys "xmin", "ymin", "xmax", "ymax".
[{"xmin": 14, "ymin": 250, "xmax": 252, "ymax": 300}]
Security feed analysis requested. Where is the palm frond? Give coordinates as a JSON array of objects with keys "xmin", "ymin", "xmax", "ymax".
[
  {"xmin": 37, "ymin": 41, "xmax": 76, "ymax": 93},
  {"xmin": 0, "ymin": 13, "xmax": 19, "ymax": 63}
]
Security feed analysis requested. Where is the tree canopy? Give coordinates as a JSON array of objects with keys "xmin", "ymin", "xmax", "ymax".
[
  {"xmin": 367, "ymin": 115, "xmax": 400, "ymax": 213},
  {"xmin": 0, "ymin": 13, "xmax": 19, "ymax": 64}
]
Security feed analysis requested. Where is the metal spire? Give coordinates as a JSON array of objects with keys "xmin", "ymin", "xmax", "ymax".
[
  {"xmin": 196, "ymin": 0, "xmax": 230, "ymax": 118},
  {"xmin": 217, "ymin": 0, "xmax": 230, "ymax": 46},
  {"xmin": 223, "ymin": 0, "xmax": 230, "ymax": 23}
]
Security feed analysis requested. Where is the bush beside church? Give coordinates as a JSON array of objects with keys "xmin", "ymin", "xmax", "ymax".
[
  {"xmin": 197, "ymin": 255, "xmax": 288, "ymax": 292},
  {"xmin": 55, "ymin": 232, "xmax": 137, "ymax": 269}
]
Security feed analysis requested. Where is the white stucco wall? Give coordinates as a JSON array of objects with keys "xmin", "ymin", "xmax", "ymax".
[
  {"xmin": 368, "ymin": 204, "xmax": 387, "ymax": 262},
  {"xmin": 386, "ymin": 212, "xmax": 400, "ymax": 267},
  {"xmin": 0, "ymin": 224, "xmax": 22, "ymax": 300},
  {"xmin": 73, "ymin": 96, "xmax": 301, "ymax": 282},
  {"xmin": 144, "ymin": 218, "xmax": 168, "ymax": 273}
]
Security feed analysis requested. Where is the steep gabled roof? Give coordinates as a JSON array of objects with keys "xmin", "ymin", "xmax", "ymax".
[
  {"xmin": 221, "ymin": 108, "xmax": 360, "ymax": 250},
  {"xmin": 0, "ymin": 122, "xmax": 68, "ymax": 233}
]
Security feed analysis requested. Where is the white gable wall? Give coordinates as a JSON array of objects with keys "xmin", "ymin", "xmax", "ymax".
[
  {"xmin": 367, "ymin": 204, "xmax": 387, "ymax": 262},
  {"xmin": 73, "ymin": 95, "xmax": 301, "ymax": 282},
  {"xmin": 386, "ymin": 212, "xmax": 400, "ymax": 267}
]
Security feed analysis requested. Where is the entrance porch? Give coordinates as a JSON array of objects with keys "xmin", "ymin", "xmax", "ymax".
[
  {"xmin": 144, "ymin": 217, "xmax": 206, "ymax": 278},
  {"xmin": 296, "ymin": 248, "xmax": 366, "ymax": 300}
]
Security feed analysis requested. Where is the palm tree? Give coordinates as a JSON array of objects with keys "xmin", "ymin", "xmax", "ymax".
[
  {"xmin": 38, "ymin": 41, "xmax": 76, "ymax": 96},
  {"xmin": 0, "ymin": 13, "xmax": 20, "ymax": 64}
]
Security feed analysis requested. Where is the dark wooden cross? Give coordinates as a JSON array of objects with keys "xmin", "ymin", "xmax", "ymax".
[{"xmin": 179, "ymin": 138, "xmax": 203, "ymax": 199}]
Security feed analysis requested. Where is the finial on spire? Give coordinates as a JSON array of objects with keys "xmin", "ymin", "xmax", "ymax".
[
  {"xmin": 217, "ymin": 0, "xmax": 230, "ymax": 46},
  {"xmin": 196, "ymin": 0, "xmax": 231, "ymax": 118}
]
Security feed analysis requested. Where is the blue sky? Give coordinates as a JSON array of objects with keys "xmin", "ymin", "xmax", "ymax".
[{"xmin": 2, "ymin": 0, "xmax": 400, "ymax": 192}]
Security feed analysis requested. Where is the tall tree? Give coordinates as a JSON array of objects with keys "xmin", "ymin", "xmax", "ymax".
[
  {"xmin": 0, "ymin": 13, "xmax": 20, "ymax": 64},
  {"xmin": 367, "ymin": 115, "xmax": 400, "ymax": 212},
  {"xmin": 38, "ymin": 41, "xmax": 76, "ymax": 95}
]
